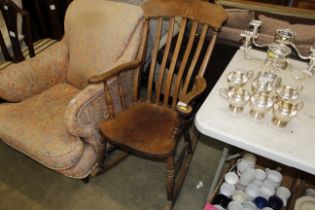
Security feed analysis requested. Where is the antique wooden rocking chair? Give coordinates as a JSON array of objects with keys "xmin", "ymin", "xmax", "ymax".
[{"xmin": 89, "ymin": 0, "xmax": 227, "ymax": 208}]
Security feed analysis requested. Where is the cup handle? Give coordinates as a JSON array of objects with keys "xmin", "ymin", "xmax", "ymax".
[
  {"xmin": 219, "ymin": 88, "xmax": 228, "ymax": 99},
  {"xmin": 296, "ymin": 85, "xmax": 304, "ymax": 93},
  {"xmin": 265, "ymin": 168, "xmax": 270, "ymax": 175},
  {"xmin": 246, "ymin": 70, "xmax": 254, "ymax": 80},
  {"xmin": 296, "ymin": 102, "xmax": 304, "ymax": 111}
]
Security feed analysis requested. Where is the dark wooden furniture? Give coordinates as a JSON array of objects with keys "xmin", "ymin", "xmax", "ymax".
[
  {"xmin": 89, "ymin": 0, "xmax": 227, "ymax": 209},
  {"xmin": 21, "ymin": 0, "xmax": 70, "ymax": 41},
  {"xmin": 292, "ymin": 0, "xmax": 315, "ymax": 9},
  {"xmin": 0, "ymin": 0, "xmax": 34, "ymax": 62},
  {"xmin": 32, "ymin": 0, "xmax": 63, "ymax": 40}
]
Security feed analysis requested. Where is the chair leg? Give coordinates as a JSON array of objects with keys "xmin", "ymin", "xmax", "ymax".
[
  {"xmin": 166, "ymin": 155, "xmax": 175, "ymax": 210},
  {"xmin": 184, "ymin": 130, "xmax": 193, "ymax": 154}
]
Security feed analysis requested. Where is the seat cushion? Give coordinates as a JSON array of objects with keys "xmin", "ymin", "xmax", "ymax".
[
  {"xmin": 0, "ymin": 83, "xmax": 84, "ymax": 170},
  {"xmin": 99, "ymin": 102, "xmax": 179, "ymax": 158}
]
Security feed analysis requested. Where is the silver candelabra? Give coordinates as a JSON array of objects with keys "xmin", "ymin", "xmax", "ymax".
[{"xmin": 240, "ymin": 19, "xmax": 315, "ymax": 78}]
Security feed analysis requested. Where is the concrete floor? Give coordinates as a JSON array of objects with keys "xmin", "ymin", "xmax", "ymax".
[{"xmin": 0, "ymin": 133, "xmax": 225, "ymax": 210}]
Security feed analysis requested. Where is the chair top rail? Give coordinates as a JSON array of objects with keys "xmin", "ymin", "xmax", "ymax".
[{"xmin": 141, "ymin": 0, "xmax": 227, "ymax": 30}]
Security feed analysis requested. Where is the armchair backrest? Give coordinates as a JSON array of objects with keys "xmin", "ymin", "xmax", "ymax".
[{"xmin": 64, "ymin": 0, "xmax": 144, "ymax": 89}]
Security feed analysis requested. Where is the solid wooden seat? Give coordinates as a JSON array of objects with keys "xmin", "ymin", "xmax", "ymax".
[{"xmin": 99, "ymin": 102, "xmax": 178, "ymax": 158}]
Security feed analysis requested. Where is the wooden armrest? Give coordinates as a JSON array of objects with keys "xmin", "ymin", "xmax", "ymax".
[
  {"xmin": 176, "ymin": 76, "xmax": 207, "ymax": 116},
  {"xmin": 88, "ymin": 60, "xmax": 141, "ymax": 84},
  {"xmin": 215, "ymin": 0, "xmax": 315, "ymax": 20}
]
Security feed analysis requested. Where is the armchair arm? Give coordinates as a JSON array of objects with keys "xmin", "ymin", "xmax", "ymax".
[
  {"xmin": 176, "ymin": 76, "xmax": 207, "ymax": 116},
  {"xmin": 64, "ymin": 84, "xmax": 105, "ymax": 138},
  {"xmin": 88, "ymin": 60, "xmax": 141, "ymax": 83},
  {"xmin": 0, "ymin": 38, "xmax": 68, "ymax": 102}
]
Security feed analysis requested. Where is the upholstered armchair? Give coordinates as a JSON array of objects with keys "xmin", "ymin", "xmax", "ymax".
[{"xmin": 0, "ymin": 0, "xmax": 144, "ymax": 179}]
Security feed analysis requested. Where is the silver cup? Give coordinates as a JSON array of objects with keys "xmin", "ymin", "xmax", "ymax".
[
  {"xmin": 249, "ymin": 92, "xmax": 274, "ymax": 120},
  {"xmin": 272, "ymin": 100, "xmax": 304, "ymax": 128},
  {"xmin": 276, "ymin": 84, "xmax": 303, "ymax": 102},
  {"xmin": 227, "ymin": 70, "xmax": 254, "ymax": 87},
  {"xmin": 252, "ymin": 71, "xmax": 282, "ymax": 94},
  {"xmin": 220, "ymin": 87, "xmax": 250, "ymax": 113}
]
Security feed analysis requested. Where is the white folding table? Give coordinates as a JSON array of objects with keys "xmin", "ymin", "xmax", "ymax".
[{"xmin": 195, "ymin": 48, "xmax": 315, "ymax": 196}]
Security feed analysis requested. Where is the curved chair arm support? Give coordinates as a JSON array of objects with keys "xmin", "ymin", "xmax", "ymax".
[
  {"xmin": 65, "ymin": 83, "xmax": 105, "ymax": 138},
  {"xmin": 0, "ymin": 38, "xmax": 68, "ymax": 102},
  {"xmin": 88, "ymin": 60, "xmax": 141, "ymax": 83},
  {"xmin": 176, "ymin": 76, "xmax": 207, "ymax": 116}
]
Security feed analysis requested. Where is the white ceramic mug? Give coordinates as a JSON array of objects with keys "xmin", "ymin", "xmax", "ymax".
[
  {"xmin": 242, "ymin": 153, "xmax": 257, "ymax": 164},
  {"xmin": 260, "ymin": 184, "xmax": 275, "ymax": 199},
  {"xmin": 240, "ymin": 168, "xmax": 256, "ymax": 186},
  {"xmin": 255, "ymin": 169, "xmax": 266, "ymax": 181},
  {"xmin": 245, "ymin": 184, "xmax": 260, "ymax": 201},
  {"xmin": 237, "ymin": 159, "xmax": 255, "ymax": 175},
  {"xmin": 228, "ymin": 200, "xmax": 243, "ymax": 210},
  {"xmin": 225, "ymin": 172, "xmax": 239, "ymax": 185},
  {"xmin": 252, "ymin": 179, "xmax": 263, "ymax": 187},
  {"xmin": 232, "ymin": 190, "xmax": 247, "ymax": 203},
  {"xmin": 235, "ymin": 182, "xmax": 246, "ymax": 192},
  {"xmin": 243, "ymin": 201, "xmax": 257, "ymax": 210},
  {"xmin": 220, "ymin": 182, "xmax": 235, "ymax": 198},
  {"xmin": 276, "ymin": 186, "xmax": 291, "ymax": 207},
  {"xmin": 265, "ymin": 169, "xmax": 282, "ymax": 188}
]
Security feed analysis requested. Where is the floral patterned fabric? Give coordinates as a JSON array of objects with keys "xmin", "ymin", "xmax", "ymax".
[
  {"xmin": 65, "ymin": 0, "xmax": 143, "ymax": 89},
  {"xmin": 0, "ymin": 84, "xmax": 84, "ymax": 170},
  {"xmin": 0, "ymin": 0, "xmax": 144, "ymax": 178},
  {"xmin": 0, "ymin": 38, "xmax": 68, "ymax": 102}
]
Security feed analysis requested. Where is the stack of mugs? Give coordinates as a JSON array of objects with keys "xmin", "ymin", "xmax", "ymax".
[{"xmin": 212, "ymin": 153, "xmax": 291, "ymax": 210}]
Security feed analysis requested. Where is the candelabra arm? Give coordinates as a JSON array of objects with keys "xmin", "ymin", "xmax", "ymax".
[
  {"xmin": 289, "ymin": 43, "xmax": 309, "ymax": 60},
  {"xmin": 252, "ymin": 38, "xmax": 269, "ymax": 48}
]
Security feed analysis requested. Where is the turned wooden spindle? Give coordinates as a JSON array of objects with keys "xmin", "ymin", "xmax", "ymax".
[
  {"xmin": 117, "ymin": 75, "xmax": 127, "ymax": 110},
  {"xmin": 103, "ymin": 81, "xmax": 114, "ymax": 119}
]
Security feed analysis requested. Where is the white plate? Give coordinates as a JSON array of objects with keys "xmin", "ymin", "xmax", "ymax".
[{"xmin": 294, "ymin": 196, "xmax": 315, "ymax": 210}]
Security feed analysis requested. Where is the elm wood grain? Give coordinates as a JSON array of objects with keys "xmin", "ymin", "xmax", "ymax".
[
  {"xmin": 99, "ymin": 103, "xmax": 178, "ymax": 158},
  {"xmin": 133, "ymin": 20, "xmax": 149, "ymax": 102},
  {"xmin": 162, "ymin": 18, "xmax": 187, "ymax": 106},
  {"xmin": 89, "ymin": 0, "xmax": 227, "ymax": 208},
  {"xmin": 141, "ymin": 0, "xmax": 227, "ymax": 29},
  {"xmin": 89, "ymin": 60, "xmax": 141, "ymax": 83},
  {"xmin": 0, "ymin": 0, "xmax": 34, "ymax": 62},
  {"xmin": 147, "ymin": 17, "xmax": 163, "ymax": 101},
  {"xmin": 155, "ymin": 17, "xmax": 175, "ymax": 104}
]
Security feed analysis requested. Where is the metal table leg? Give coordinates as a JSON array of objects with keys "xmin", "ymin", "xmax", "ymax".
[{"xmin": 206, "ymin": 147, "xmax": 229, "ymax": 199}]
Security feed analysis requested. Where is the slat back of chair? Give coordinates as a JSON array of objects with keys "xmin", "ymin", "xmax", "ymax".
[
  {"xmin": 0, "ymin": 0, "xmax": 34, "ymax": 62},
  {"xmin": 141, "ymin": 0, "xmax": 227, "ymax": 109}
]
